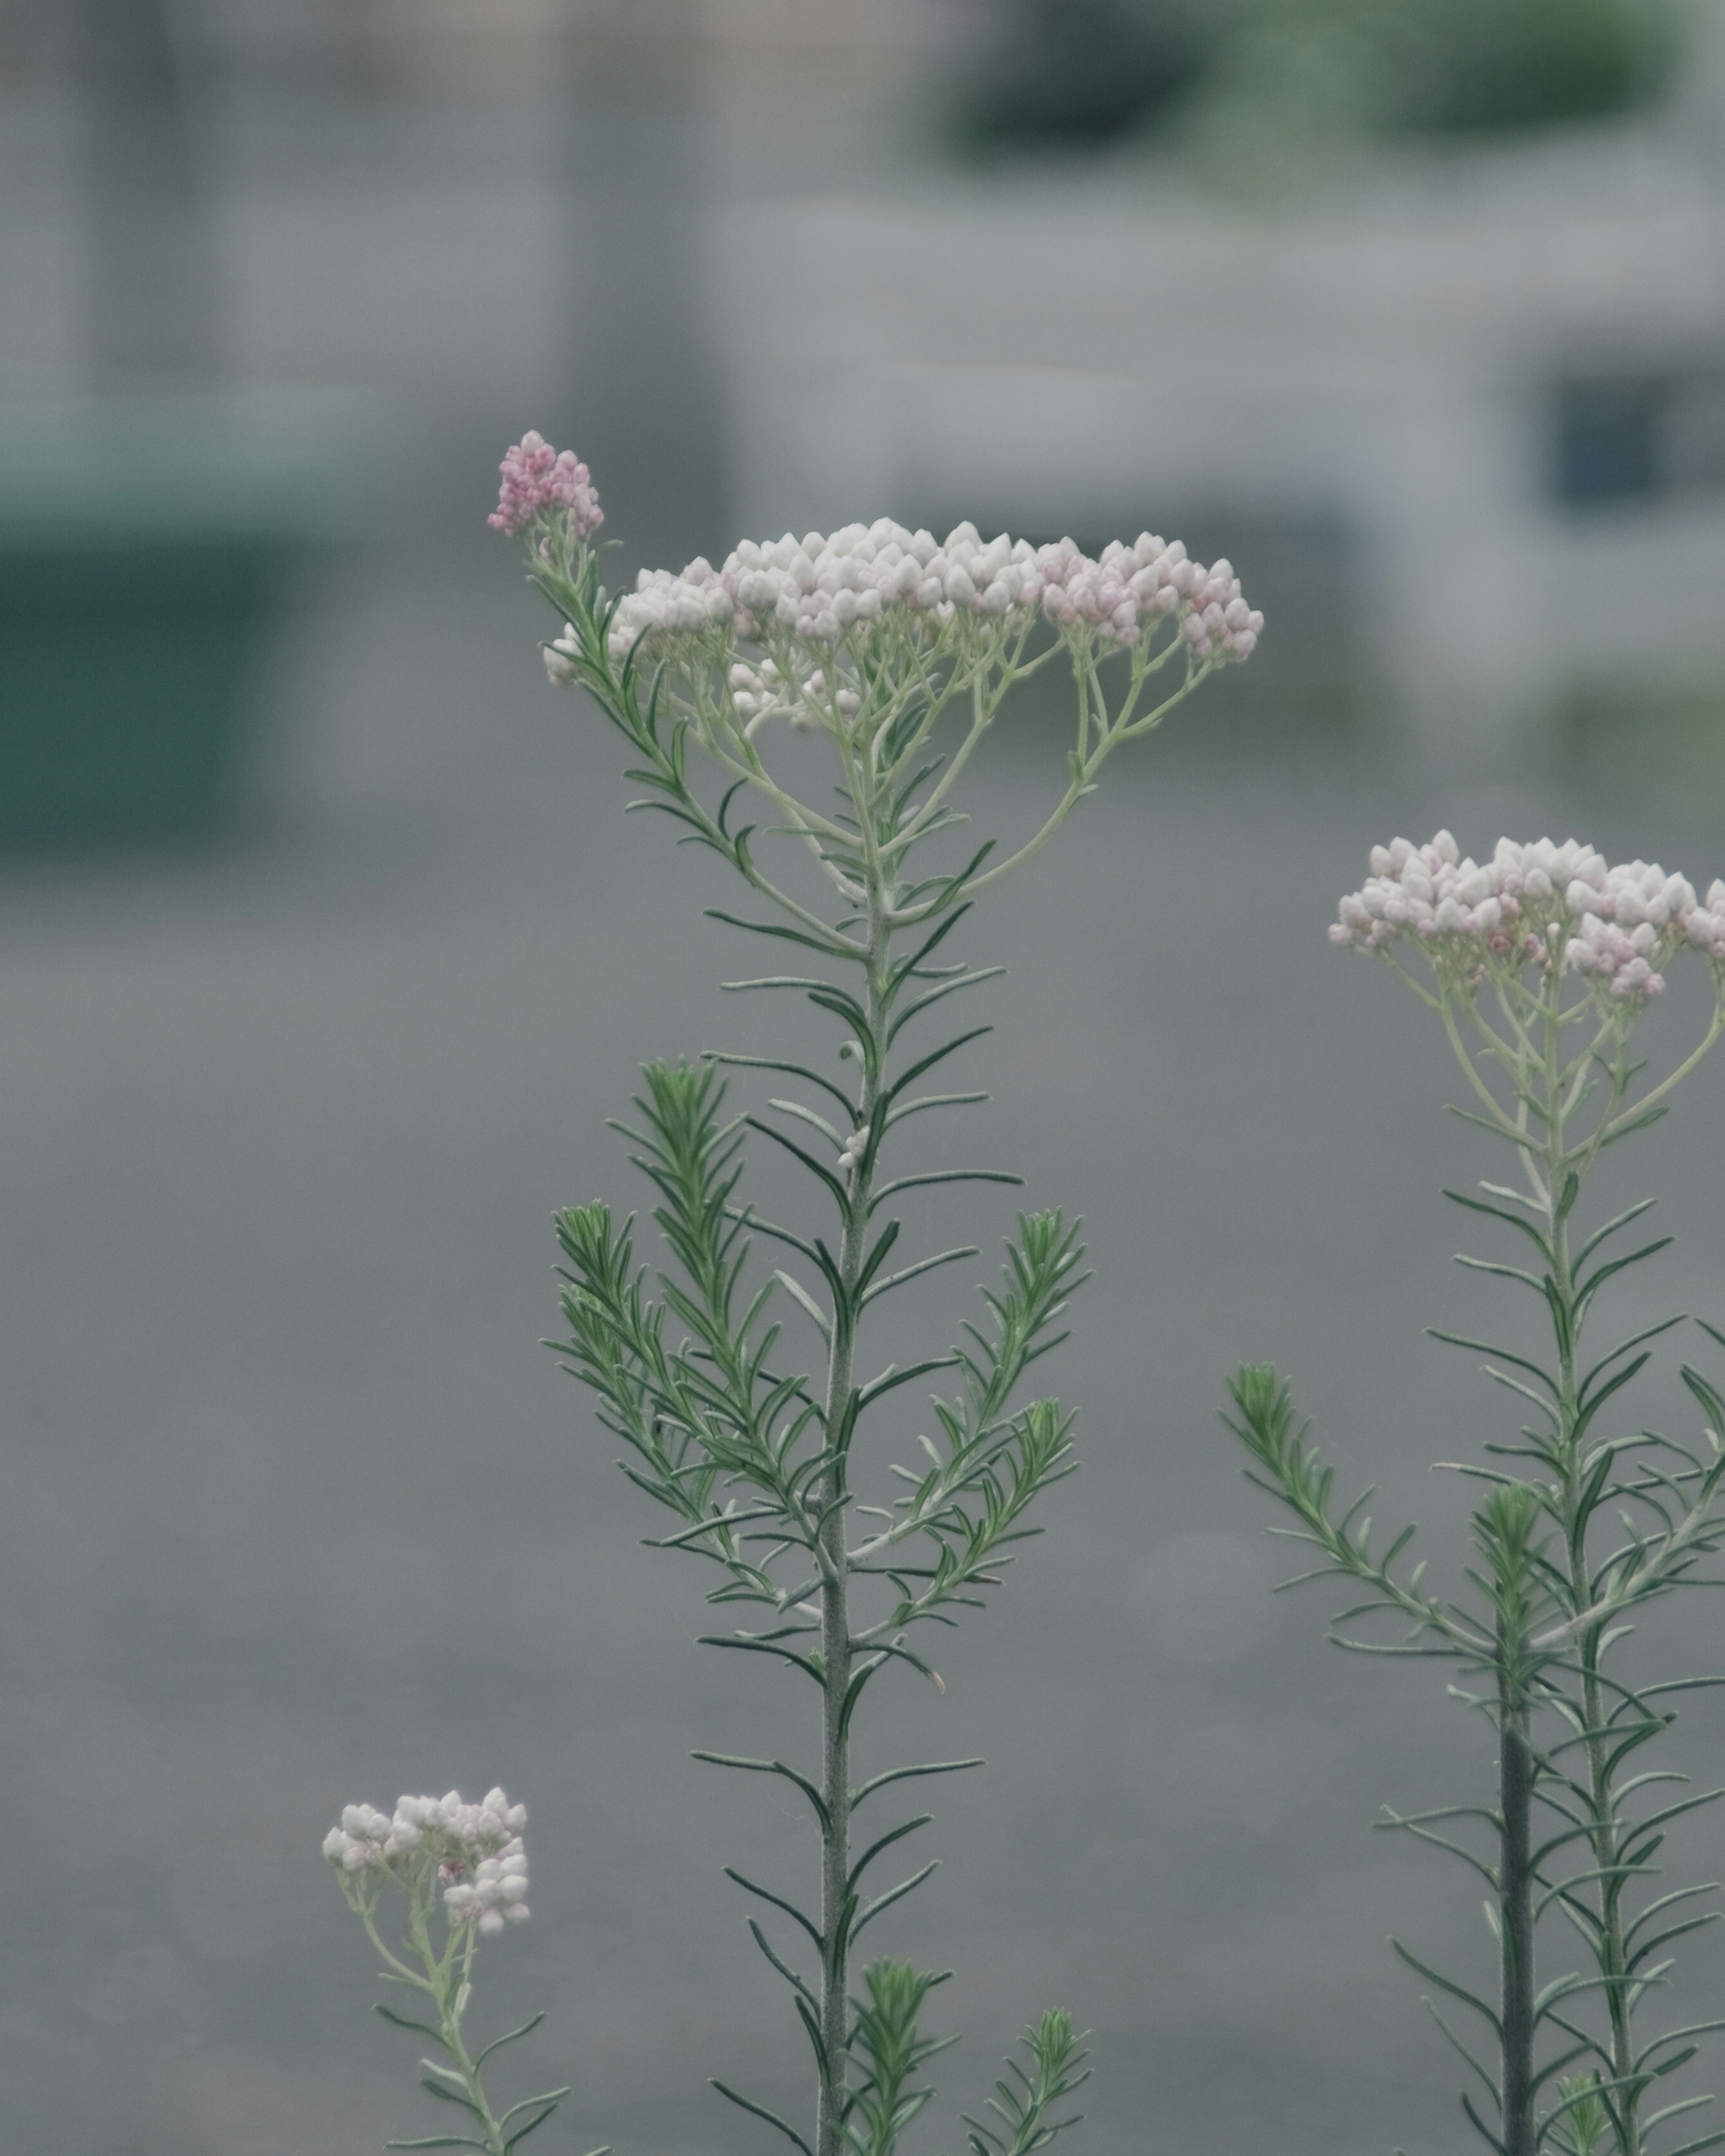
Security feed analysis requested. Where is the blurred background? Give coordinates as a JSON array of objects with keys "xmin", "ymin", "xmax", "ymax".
[{"xmin": 4, "ymin": 2, "xmax": 1725, "ymax": 2152}]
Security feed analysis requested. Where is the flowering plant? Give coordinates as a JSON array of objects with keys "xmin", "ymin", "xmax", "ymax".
[
  {"xmin": 314, "ymin": 434, "xmax": 1261, "ymax": 2156},
  {"xmin": 323, "ymin": 1789, "xmax": 574, "ymax": 2156},
  {"xmin": 1228, "ymin": 831, "xmax": 1725, "ymax": 2156}
]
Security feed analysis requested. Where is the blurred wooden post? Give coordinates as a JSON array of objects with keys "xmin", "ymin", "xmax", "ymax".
[
  {"xmin": 77, "ymin": 0, "xmax": 217, "ymax": 381},
  {"xmin": 561, "ymin": 0, "xmax": 728, "ymax": 560}
]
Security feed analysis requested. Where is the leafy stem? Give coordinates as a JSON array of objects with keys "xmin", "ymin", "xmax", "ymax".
[
  {"xmin": 548, "ymin": 730, "xmax": 1091, "ymax": 2156},
  {"xmin": 1229, "ymin": 867, "xmax": 1725, "ymax": 2156},
  {"xmin": 337, "ymin": 1873, "xmax": 578, "ymax": 2156}
]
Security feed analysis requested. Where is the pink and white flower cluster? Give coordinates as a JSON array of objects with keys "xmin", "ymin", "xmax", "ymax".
[
  {"xmin": 600, "ymin": 518, "xmax": 1260, "ymax": 669},
  {"xmin": 1331, "ymin": 833, "xmax": 1725, "ymax": 1006},
  {"xmin": 489, "ymin": 433, "xmax": 603, "ymax": 541},
  {"xmin": 1038, "ymin": 537, "xmax": 1258, "ymax": 660},
  {"xmin": 324, "ymin": 1787, "xmax": 531, "ymax": 1931}
]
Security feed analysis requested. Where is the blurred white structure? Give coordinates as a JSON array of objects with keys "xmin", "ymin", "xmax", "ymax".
[
  {"xmin": 711, "ymin": 123, "xmax": 1725, "ymax": 748},
  {"xmin": 190, "ymin": 0, "xmax": 952, "ymax": 79}
]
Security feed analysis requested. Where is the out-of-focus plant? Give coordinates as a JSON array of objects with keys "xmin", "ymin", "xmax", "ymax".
[
  {"xmin": 957, "ymin": 0, "xmax": 1676, "ymax": 151},
  {"xmin": 1227, "ymin": 831, "xmax": 1725, "ymax": 2156},
  {"xmin": 324, "ymin": 1789, "xmax": 588, "ymax": 2156},
  {"xmin": 467, "ymin": 431, "xmax": 1260, "ymax": 2156},
  {"xmin": 1367, "ymin": 0, "xmax": 1676, "ymax": 136},
  {"xmin": 959, "ymin": 0, "xmax": 1230, "ymax": 149}
]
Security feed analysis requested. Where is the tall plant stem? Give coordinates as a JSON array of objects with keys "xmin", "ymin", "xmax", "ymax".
[
  {"xmin": 815, "ymin": 848, "xmax": 894, "ymax": 2156},
  {"xmin": 362, "ymin": 1903, "xmax": 511, "ymax": 2156},
  {"xmin": 1500, "ymin": 1675, "xmax": 1538, "ymax": 2156},
  {"xmin": 434, "ymin": 1969, "xmax": 511, "ymax": 2156},
  {"xmin": 1541, "ymin": 1104, "xmax": 1641, "ymax": 2156}
]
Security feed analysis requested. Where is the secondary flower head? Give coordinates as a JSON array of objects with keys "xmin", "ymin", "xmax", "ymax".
[
  {"xmin": 1331, "ymin": 832, "xmax": 1725, "ymax": 1009},
  {"xmin": 489, "ymin": 433, "xmax": 603, "ymax": 542},
  {"xmin": 323, "ymin": 1786, "xmax": 531, "ymax": 1932}
]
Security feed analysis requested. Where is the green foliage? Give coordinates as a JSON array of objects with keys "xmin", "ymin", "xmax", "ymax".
[
  {"xmin": 1550, "ymin": 2075, "xmax": 1614, "ymax": 2156},
  {"xmin": 333, "ymin": 1869, "xmax": 588, "ymax": 2156},
  {"xmin": 553, "ymin": 1067, "xmax": 826, "ymax": 1617},
  {"xmin": 845, "ymin": 1961, "xmax": 959, "ymax": 2156},
  {"xmin": 958, "ymin": 0, "xmax": 1225, "ymax": 151},
  {"xmin": 960, "ymin": 2010, "xmax": 1091, "ymax": 2156},
  {"xmin": 1376, "ymin": 0, "xmax": 1675, "ymax": 137},
  {"xmin": 553, "ymin": 1067, "xmax": 1086, "ymax": 1654},
  {"xmin": 955, "ymin": 0, "xmax": 1677, "ymax": 151},
  {"xmin": 1228, "ymin": 1331, "xmax": 1725, "ymax": 2156}
]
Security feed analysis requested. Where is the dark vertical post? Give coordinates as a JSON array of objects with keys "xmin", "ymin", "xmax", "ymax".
[
  {"xmin": 561, "ymin": 3, "xmax": 727, "ymax": 567},
  {"xmin": 77, "ymin": 0, "xmax": 217, "ymax": 381}
]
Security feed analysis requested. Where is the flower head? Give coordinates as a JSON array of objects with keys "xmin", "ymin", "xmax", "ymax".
[
  {"xmin": 599, "ymin": 518, "xmax": 1261, "ymax": 680},
  {"xmin": 489, "ymin": 433, "xmax": 603, "ymax": 541},
  {"xmin": 323, "ymin": 1786, "xmax": 531, "ymax": 1931},
  {"xmin": 1331, "ymin": 834, "xmax": 1725, "ymax": 1009}
]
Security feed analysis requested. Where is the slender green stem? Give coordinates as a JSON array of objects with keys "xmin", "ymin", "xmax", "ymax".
[
  {"xmin": 436, "ymin": 1953, "xmax": 512, "ymax": 2156},
  {"xmin": 362, "ymin": 1891, "xmax": 513, "ymax": 2156},
  {"xmin": 358, "ymin": 1900, "xmax": 425, "ymax": 1991},
  {"xmin": 1440, "ymin": 995, "xmax": 1528, "ymax": 1141},
  {"xmin": 1539, "ymin": 1066, "xmax": 1643, "ymax": 2156},
  {"xmin": 883, "ymin": 649, "xmax": 1014, "ymax": 857},
  {"xmin": 1499, "ymin": 1681, "xmax": 1537, "ymax": 2156},
  {"xmin": 816, "ymin": 841, "xmax": 893, "ymax": 2156},
  {"xmin": 930, "ymin": 666, "xmax": 1206, "ymax": 909},
  {"xmin": 1598, "ymin": 1003, "xmax": 1725, "ymax": 1144}
]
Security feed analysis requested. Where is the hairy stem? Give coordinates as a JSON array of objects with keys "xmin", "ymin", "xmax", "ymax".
[
  {"xmin": 439, "ymin": 1961, "xmax": 510, "ymax": 2156},
  {"xmin": 1542, "ymin": 1073, "xmax": 1641, "ymax": 2156},
  {"xmin": 1500, "ymin": 1683, "xmax": 1537, "ymax": 2156}
]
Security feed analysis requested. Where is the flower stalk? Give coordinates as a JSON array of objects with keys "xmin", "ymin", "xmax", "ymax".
[
  {"xmin": 491, "ymin": 437, "xmax": 1252, "ymax": 2156},
  {"xmin": 324, "ymin": 1789, "xmax": 584, "ymax": 2156}
]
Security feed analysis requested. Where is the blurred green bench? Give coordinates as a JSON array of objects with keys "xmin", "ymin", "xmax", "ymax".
[{"xmin": 0, "ymin": 387, "xmax": 400, "ymax": 847}]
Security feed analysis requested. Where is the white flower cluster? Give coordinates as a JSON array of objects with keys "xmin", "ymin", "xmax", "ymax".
[
  {"xmin": 725, "ymin": 660, "xmax": 856, "ymax": 731},
  {"xmin": 442, "ymin": 1844, "xmax": 530, "ymax": 1934},
  {"xmin": 323, "ymin": 1787, "xmax": 531, "ymax": 1932},
  {"xmin": 596, "ymin": 520, "xmax": 1261, "ymax": 672},
  {"xmin": 1331, "ymin": 832, "xmax": 1725, "ymax": 1006}
]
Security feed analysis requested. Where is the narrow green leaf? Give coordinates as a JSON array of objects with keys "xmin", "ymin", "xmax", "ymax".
[
  {"xmin": 775, "ymin": 1269, "xmax": 833, "ymax": 1344},
  {"xmin": 693, "ymin": 1751, "xmax": 832, "ymax": 1832},
  {"xmin": 710, "ymin": 2079, "xmax": 816, "ymax": 2156},
  {"xmin": 852, "ymin": 1758, "xmax": 986, "ymax": 1808},
  {"xmin": 498, "ymin": 2089, "xmax": 572, "ymax": 2127},
  {"xmin": 862, "ymin": 1246, "xmax": 982, "ymax": 1309},
  {"xmin": 419, "ymin": 2081, "xmax": 486, "ymax": 2117},
  {"xmin": 721, "ymin": 1864, "xmax": 826, "ymax": 1948},
  {"xmin": 502, "ymin": 2103, "xmax": 568, "ymax": 2152},
  {"xmin": 883, "ymin": 1026, "xmax": 995, "ymax": 1102},
  {"xmin": 702, "ymin": 1049, "xmax": 854, "ymax": 1116},
  {"xmin": 746, "ymin": 1917, "xmax": 818, "ymax": 2007},
  {"xmin": 474, "ymin": 2013, "xmax": 548, "ymax": 2072},
  {"xmin": 850, "ymin": 1860, "xmax": 940, "ymax": 1941},
  {"xmin": 704, "ymin": 909, "xmax": 854, "ymax": 958},
  {"xmin": 870, "ymin": 1169, "xmax": 1024, "ymax": 1212},
  {"xmin": 375, "ymin": 2004, "xmax": 446, "ymax": 2045},
  {"xmin": 1390, "ymin": 1937, "xmax": 1503, "ymax": 2034}
]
